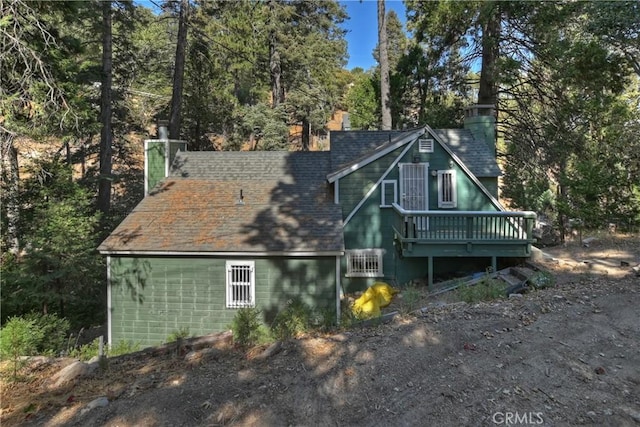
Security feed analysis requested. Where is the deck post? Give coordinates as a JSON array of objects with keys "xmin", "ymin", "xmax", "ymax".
[
  {"xmin": 428, "ymin": 256, "xmax": 433, "ymax": 289},
  {"xmin": 491, "ymin": 256, "xmax": 497, "ymax": 273}
]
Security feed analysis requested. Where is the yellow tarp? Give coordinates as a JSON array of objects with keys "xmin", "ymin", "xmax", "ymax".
[{"xmin": 352, "ymin": 282, "xmax": 399, "ymax": 319}]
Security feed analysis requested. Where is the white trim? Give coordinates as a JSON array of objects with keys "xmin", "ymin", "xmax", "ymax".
[
  {"xmin": 380, "ymin": 180, "xmax": 397, "ymax": 207},
  {"xmin": 98, "ymin": 250, "xmax": 344, "ymax": 257},
  {"xmin": 425, "ymin": 125, "xmax": 505, "ymax": 211},
  {"xmin": 143, "ymin": 140, "xmax": 150, "ymax": 196},
  {"xmin": 335, "ymin": 256, "xmax": 341, "ymax": 325},
  {"xmin": 327, "ymin": 128, "xmax": 426, "ymax": 183},
  {"xmin": 106, "ymin": 256, "xmax": 112, "ymax": 347},
  {"xmin": 334, "ymin": 179, "xmax": 340, "ymax": 204},
  {"xmin": 343, "ymin": 139, "xmax": 416, "ymax": 226}
]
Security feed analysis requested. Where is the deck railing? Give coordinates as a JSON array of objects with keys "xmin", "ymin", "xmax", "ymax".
[{"xmin": 392, "ymin": 203, "xmax": 536, "ymax": 243}]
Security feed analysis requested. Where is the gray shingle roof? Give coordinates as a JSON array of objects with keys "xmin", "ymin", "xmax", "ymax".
[
  {"xmin": 99, "ymin": 151, "xmax": 344, "ymax": 254},
  {"xmin": 329, "ymin": 127, "xmax": 500, "ymax": 178},
  {"xmin": 329, "ymin": 130, "xmax": 404, "ymax": 171},
  {"xmin": 432, "ymin": 128, "xmax": 501, "ymax": 177}
]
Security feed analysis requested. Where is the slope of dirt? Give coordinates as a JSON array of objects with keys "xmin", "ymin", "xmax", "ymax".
[{"xmin": 2, "ymin": 234, "xmax": 639, "ymax": 427}]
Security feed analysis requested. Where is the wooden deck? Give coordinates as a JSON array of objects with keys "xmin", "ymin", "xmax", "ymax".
[{"xmin": 392, "ymin": 203, "xmax": 536, "ymax": 284}]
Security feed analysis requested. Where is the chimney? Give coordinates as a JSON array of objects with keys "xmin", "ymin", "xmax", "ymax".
[
  {"xmin": 341, "ymin": 112, "xmax": 351, "ymax": 131},
  {"xmin": 144, "ymin": 119, "xmax": 187, "ymax": 195},
  {"xmin": 157, "ymin": 119, "xmax": 169, "ymax": 140},
  {"xmin": 464, "ymin": 105, "xmax": 496, "ymax": 156}
]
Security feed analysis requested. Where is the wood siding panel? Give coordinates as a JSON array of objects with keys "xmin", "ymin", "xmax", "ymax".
[
  {"xmin": 109, "ymin": 256, "xmax": 336, "ymax": 347},
  {"xmin": 339, "ymin": 138, "xmax": 500, "ymax": 291}
]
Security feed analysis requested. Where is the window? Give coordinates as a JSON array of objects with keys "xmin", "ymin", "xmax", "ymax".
[
  {"xmin": 437, "ymin": 170, "xmax": 457, "ymax": 208},
  {"xmin": 346, "ymin": 249, "xmax": 384, "ymax": 277},
  {"xmin": 380, "ymin": 180, "xmax": 397, "ymax": 207},
  {"xmin": 418, "ymin": 138, "xmax": 434, "ymax": 153},
  {"xmin": 226, "ymin": 261, "xmax": 255, "ymax": 308}
]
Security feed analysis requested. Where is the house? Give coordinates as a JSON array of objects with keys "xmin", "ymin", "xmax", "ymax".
[{"xmin": 98, "ymin": 105, "xmax": 536, "ymax": 347}]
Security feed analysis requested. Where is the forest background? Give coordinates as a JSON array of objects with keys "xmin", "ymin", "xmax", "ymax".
[{"xmin": 1, "ymin": 0, "xmax": 639, "ymax": 336}]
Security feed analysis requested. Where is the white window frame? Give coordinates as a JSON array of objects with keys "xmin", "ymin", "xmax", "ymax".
[
  {"xmin": 418, "ymin": 138, "xmax": 434, "ymax": 153},
  {"xmin": 345, "ymin": 249, "xmax": 384, "ymax": 278},
  {"xmin": 437, "ymin": 169, "xmax": 457, "ymax": 208},
  {"xmin": 226, "ymin": 260, "xmax": 255, "ymax": 308},
  {"xmin": 380, "ymin": 180, "xmax": 397, "ymax": 207}
]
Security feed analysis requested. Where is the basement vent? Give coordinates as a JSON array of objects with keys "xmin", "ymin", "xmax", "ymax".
[{"xmin": 418, "ymin": 138, "xmax": 434, "ymax": 153}]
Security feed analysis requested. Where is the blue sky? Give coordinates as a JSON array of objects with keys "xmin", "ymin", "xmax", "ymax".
[{"xmin": 340, "ymin": 0, "xmax": 407, "ymax": 71}]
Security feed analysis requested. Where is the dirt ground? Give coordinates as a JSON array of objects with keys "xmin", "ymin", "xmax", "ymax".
[{"xmin": 2, "ymin": 233, "xmax": 639, "ymax": 427}]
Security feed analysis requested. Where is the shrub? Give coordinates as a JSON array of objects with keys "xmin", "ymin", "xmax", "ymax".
[
  {"xmin": 456, "ymin": 277, "xmax": 506, "ymax": 303},
  {"xmin": 0, "ymin": 316, "xmax": 44, "ymax": 378},
  {"xmin": 528, "ymin": 270, "xmax": 556, "ymax": 290},
  {"xmin": 271, "ymin": 298, "xmax": 312, "ymax": 340},
  {"xmin": 68, "ymin": 338, "xmax": 100, "ymax": 361},
  {"xmin": 400, "ymin": 285, "xmax": 421, "ymax": 314},
  {"xmin": 231, "ymin": 307, "xmax": 266, "ymax": 348},
  {"xmin": 23, "ymin": 312, "xmax": 70, "ymax": 355},
  {"xmin": 68, "ymin": 338, "xmax": 140, "ymax": 361},
  {"xmin": 109, "ymin": 340, "xmax": 140, "ymax": 357},
  {"xmin": 166, "ymin": 327, "xmax": 192, "ymax": 344}
]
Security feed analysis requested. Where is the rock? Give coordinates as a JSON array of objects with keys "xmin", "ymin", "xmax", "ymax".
[
  {"xmin": 595, "ymin": 366, "xmax": 606, "ymax": 375},
  {"xmin": 80, "ymin": 396, "xmax": 109, "ymax": 415},
  {"xmin": 49, "ymin": 360, "xmax": 92, "ymax": 389}
]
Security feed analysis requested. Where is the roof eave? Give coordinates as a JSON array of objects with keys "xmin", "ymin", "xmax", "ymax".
[{"xmin": 326, "ymin": 128, "xmax": 426, "ymax": 183}]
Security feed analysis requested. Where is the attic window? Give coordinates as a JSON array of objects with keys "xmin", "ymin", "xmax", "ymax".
[
  {"xmin": 346, "ymin": 249, "xmax": 384, "ymax": 277},
  {"xmin": 418, "ymin": 138, "xmax": 434, "ymax": 153}
]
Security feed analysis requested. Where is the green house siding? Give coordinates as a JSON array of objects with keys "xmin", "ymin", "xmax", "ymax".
[
  {"xmin": 145, "ymin": 140, "xmax": 187, "ymax": 193},
  {"xmin": 109, "ymin": 256, "xmax": 336, "ymax": 347},
  {"xmin": 338, "ymin": 138, "xmax": 502, "ymax": 291}
]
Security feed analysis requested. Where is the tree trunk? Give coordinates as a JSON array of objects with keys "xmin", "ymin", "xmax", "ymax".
[
  {"xmin": 478, "ymin": 4, "xmax": 500, "ymax": 106},
  {"xmin": 97, "ymin": 0, "xmax": 113, "ymax": 216},
  {"xmin": 1, "ymin": 137, "xmax": 21, "ymax": 254},
  {"xmin": 378, "ymin": 0, "xmax": 392, "ymax": 130},
  {"xmin": 268, "ymin": 0, "xmax": 283, "ymax": 108},
  {"xmin": 301, "ymin": 118, "xmax": 310, "ymax": 151},
  {"xmin": 169, "ymin": 0, "xmax": 189, "ymax": 140}
]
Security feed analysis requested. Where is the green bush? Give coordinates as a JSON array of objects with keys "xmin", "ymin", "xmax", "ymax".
[
  {"xmin": 109, "ymin": 340, "xmax": 140, "ymax": 357},
  {"xmin": 23, "ymin": 312, "xmax": 70, "ymax": 355},
  {"xmin": 68, "ymin": 338, "xmax": 140, "ymax": 361},
  {"xmin": 456, "ymin": 277, "xmax": 506, "ymax": 303},
  {"xmin": 400, "ymin": 285, "xmax": 421, "ymax": 314},
  {"xmin": 230, "ymin": 307, "xmax": 266, "ymax": 348},
  {"xmin": 0, "ymin": 316, "xmax": 44, "ymax": 378},
  {"xmin": 166, "ymin": 327, "xmax": 192, "ymax": 344},
  {"xmin": 68, "ymin": 338, "xmax": 100, "ymax": 361},
  {"xmin": 271, "ymin": 298, "xmax": 312, "ymax": 340}
]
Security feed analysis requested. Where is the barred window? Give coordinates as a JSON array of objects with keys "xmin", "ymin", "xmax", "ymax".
[
  {"xmin": 437, "ymin": 169, "xmax": 457, "ymax": 208},
  {"xmin": 226, "ymin": 261, "xmax": 255, "ymax": 308},
  {"xmin": 346, "ymin": 249, "xmax": 384, "ymax": 277}
]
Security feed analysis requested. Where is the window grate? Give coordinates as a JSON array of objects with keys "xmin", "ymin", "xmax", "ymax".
[
  {"xmin": 226, "ymin": 262, "xmax": 255, "ymax": 308},
  {"xmin": 438, "ymin": 170, "xmax": 457, "ymax": 208},
  {"xmin": 346, "ymin": 249, "xmax": 384, "ymax": 277}
]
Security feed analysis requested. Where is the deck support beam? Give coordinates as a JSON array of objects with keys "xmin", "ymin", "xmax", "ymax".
[
  {"xmin": 491, "ymin": 256, "xmax": 497, "ymax": 273},
  {"xmin": 428, "ymin": 256, "xmax": 433, "ymax": 289}
]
